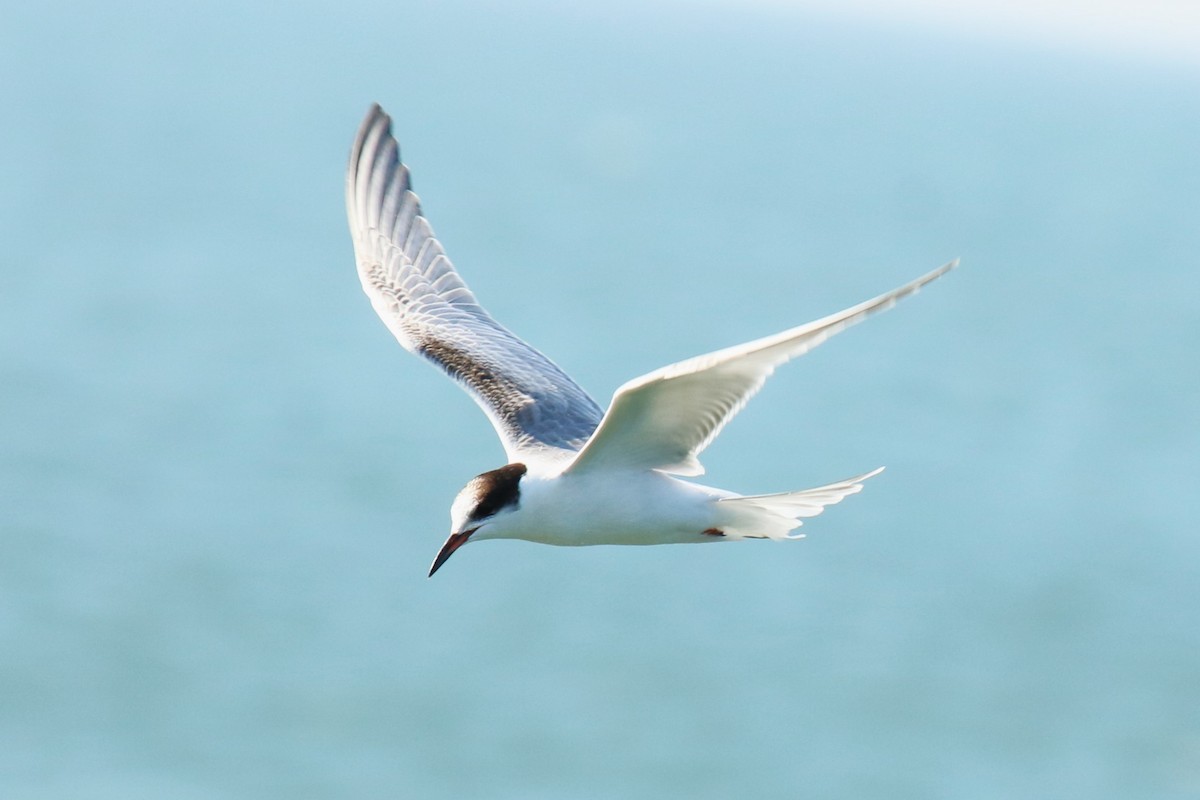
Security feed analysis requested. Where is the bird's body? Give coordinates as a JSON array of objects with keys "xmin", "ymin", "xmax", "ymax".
[
  {"xmin": 480, "ymin": 469, "xmax": 724, "ymax": 547},
  {"xmin": 345, "ymin": 104, "xmax": 956, "ymax": 575}
]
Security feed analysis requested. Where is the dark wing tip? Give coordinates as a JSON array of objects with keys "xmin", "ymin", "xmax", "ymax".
[{"xmin": 349, "ymin": 104, "xmax": 389, "ymax": 172}]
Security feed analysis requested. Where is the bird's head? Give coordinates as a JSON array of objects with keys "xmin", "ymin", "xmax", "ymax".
[{"xmin": 429, "ymin": 462, "xmax": 528, "ymax": 577}]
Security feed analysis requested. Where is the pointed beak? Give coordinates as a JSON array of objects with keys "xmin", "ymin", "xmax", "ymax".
[{"xmin": 428, "ymin": 527, "xmax": 477, "ymax": 577}]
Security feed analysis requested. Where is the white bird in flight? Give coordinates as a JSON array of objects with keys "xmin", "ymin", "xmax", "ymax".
[{"xmin": 346, "ymin": 104, "xmax": 956, "ymax": 576}]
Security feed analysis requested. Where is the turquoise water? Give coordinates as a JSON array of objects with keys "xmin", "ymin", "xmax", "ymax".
[{"xmin": 2, "ymin": 2, "xmax": 1198, "ymax": 797}]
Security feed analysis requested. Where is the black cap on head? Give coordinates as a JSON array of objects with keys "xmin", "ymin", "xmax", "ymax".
[{"xmin": 466, "ymin": 463, "xmax": 527, "ymax": 522}]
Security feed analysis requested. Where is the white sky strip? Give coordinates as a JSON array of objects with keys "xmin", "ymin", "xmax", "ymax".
[{"xmin": 698, "ymin": 0, "xmax": 1200, "ymax": 69}]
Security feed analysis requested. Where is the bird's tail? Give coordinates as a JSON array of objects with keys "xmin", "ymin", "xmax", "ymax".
[{"xmin": 712, "ymin": 467, "xmax": 884, "ymax": 540}]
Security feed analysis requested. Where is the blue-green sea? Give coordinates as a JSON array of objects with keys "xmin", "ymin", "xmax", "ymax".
[{"xmin": 2, "ymin": 2, "xmax": 1198, "ymax": 797}]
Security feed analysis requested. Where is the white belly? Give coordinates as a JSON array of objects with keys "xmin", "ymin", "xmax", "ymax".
[{"xmin": 486, "ymin": 470, "xmax": 726, "ymax": 546}]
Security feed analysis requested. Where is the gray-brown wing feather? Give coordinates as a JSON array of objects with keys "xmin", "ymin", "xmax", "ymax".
[{"xmin": 346, "ymin": 105, "xmax": 602, "ymax": 461}]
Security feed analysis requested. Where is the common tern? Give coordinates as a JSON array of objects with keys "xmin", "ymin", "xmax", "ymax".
[{"xmin": 346, "ymin": 104, "xmax": 956, "ymax": 577}]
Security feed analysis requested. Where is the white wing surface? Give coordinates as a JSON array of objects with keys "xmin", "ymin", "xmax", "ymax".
[
  {"xmin": 564, "ymin": 261, "xmax": 957, "ymax": 477},
  {"xmin": 347, "ymin": 105, "xmax": 603, "ymax": 465}
]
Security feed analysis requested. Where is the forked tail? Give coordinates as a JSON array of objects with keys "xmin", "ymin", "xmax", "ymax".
[{"xmin": 713, "ymin": 467, "xmax": 884, "ymax": 540}]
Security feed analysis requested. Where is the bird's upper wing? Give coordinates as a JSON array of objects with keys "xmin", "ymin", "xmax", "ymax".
[
  {"xmin": 563, "ymin": 261, "xmax": 957, "ymax": 477},
  {"xmin": 347, "ymin": 105, "xmax": 603, "ymax": 464}
]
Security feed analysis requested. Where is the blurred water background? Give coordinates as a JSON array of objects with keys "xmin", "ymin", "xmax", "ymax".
[{"xmin": 2, "ymin": 1, "xmax": 1198, "ymax": 797}]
